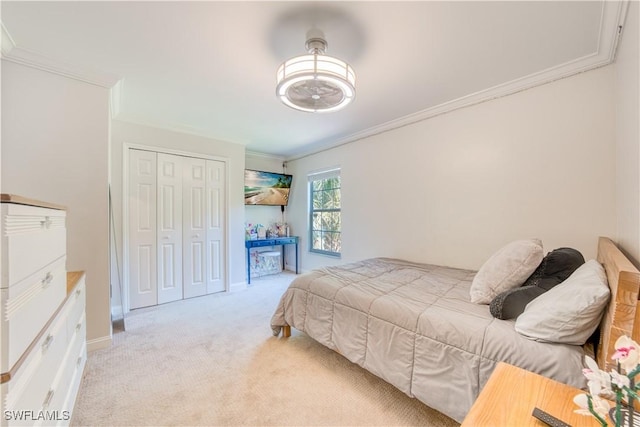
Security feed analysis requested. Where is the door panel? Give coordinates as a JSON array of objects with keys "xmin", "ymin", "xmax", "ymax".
[
  {"xmin": 127, "ymin": 150, "xmax": 227, "ymax": 310},
  {"xmin": 206, "ymin": 160, "xmax": 226, "ymax": 294},
  {"xmin": 129, "ymin": 149, "xmax": 157, "ymax": 309},
  {"xmin": 183, "ymin": 157, "xmax": 207, "ymax": 298},
  {"xmin": 157, "ymin": 153, "xmax": 183, "ymax": 304}
]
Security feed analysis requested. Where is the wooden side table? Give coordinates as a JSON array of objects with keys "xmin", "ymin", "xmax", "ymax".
[{"xmin": 461, "ymin": 362, "xmax": 603, "ymax": 426}]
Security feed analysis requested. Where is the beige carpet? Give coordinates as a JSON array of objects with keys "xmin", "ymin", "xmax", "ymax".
[{"xmin": 71, "ymin": 272, "xmax": 459, "ymax": 426}]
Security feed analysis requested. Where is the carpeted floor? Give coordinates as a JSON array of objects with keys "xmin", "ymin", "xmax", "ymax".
[{"xmin": 71, "ymin": 272, "xmax": 459, "ymax": 426}]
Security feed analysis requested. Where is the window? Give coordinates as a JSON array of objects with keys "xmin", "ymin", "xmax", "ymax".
[{"xmin": 309, "ymin": 169, "xmax": 341, "ymax": 256}]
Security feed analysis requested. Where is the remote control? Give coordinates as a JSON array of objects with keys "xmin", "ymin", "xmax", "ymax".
[{"xmin": 531, "ymin": 407, "xmax": 572, "ymax": 427}]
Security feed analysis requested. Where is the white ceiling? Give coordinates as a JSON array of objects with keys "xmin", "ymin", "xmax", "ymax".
[{"xmin": 0, "ymin": 1, "xmax": 627, "ymax": 159}]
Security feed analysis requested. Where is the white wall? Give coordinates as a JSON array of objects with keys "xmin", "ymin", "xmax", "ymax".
[
  {"xmin": 615, "ymin": 0, "xmax": 640, "ymax": 267},
  {"xmin": 110, "ymin": 120, "xmax": 246, "ymax": 308},
  {"xmin": 287, "ymin": 66, "xmax": 617, "ymax": 272},
  {"xmin": 1, "ymin": 61, "xmax": 111, "ymax": 348}
]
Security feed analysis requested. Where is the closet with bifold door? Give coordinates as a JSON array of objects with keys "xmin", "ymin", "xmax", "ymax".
[{"xmin": 128, "ymin": 148, "xmax": 226, "ymax": 310}]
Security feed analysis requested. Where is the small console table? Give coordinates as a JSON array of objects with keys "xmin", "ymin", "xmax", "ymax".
[{"xmin": 245, "ymin": 236, "xmax": 299, "ymax": 284}]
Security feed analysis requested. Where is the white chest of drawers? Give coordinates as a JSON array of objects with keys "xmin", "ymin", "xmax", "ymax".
[{"xmin": 1, "ymin": 195, "xmax": 86, "ymax": 427}]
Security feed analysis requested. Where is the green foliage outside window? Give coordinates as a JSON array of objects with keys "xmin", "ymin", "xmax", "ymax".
[{"xmin": 310, "ymin": 176, "xmax": 341, "ymax": 256}]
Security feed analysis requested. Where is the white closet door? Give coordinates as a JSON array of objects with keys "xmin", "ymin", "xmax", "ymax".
[
  {"xmin": 206, "ymin": 160, "xmax": 226, "ymax": 294},
  {"xmin": 129, "ymin": 149, "xmax": 158, "ymax": 310},
  {"xmin": 157, "ymin": 153, "xmax": 183, "ymax": 304},
  {"xmin": 183, "ymin": 157, "xmax": 207, "ymax": 299}
]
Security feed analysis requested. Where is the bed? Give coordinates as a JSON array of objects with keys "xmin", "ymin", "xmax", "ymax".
[{"xmin": 270, "ymin": 237, "xmax": 640, "ymax": 422}]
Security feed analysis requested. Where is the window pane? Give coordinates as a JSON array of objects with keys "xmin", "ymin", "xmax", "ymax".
[
  {"xmin": 320, "ymin": 190, "xmax": 329, "ymax": 208},
  {"xmin": 312, "ymin": 212, "xmax": 322, "ymax": 230},
  {"xmin": 326, "ymin": 177, "xmax": 339, "ymax": 190},
  {"xmin": 309, "ymin": 174, "xmax": 341, "ymax": 256},
  {"xmin": 322, "ymin": 231, "xmax": 332, "ymax": 251},
  {"xmin": 312, "ymin": 230, "xmax": 322, "ymax": 250},
  {"xmin": 321, "ymin": 212, "xmax": 337, "ymax": 232},
  {"xmin": 321, "ymin": 212, "xmax": 329, "ymax": 231},
  {"xmin": 333, "ymin": 233, "xmax": 342, "ymax": 253},
  {"xmin": 324, "ymin": 189, "xmax": 338, "ymax": 209},
  {"xmin": 329, "ymin": 233, "xmax": 342, "ymax": 252},
  {"xmin": 312, "ymin": 190, "xmax": 324, "ymax": 208}
]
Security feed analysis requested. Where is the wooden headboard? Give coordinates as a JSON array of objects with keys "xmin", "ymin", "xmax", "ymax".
[{"xmin": 596, "ymin": 237, "xmax": 640, "ymax": 371}]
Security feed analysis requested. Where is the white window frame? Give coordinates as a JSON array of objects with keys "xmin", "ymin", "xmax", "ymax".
[{"xmin": 308, "ymin": 168, "xmax": 341, "ymax": 257}]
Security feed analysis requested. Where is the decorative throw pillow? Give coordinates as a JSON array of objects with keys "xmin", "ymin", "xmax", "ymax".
[
  {"xmin": 469, "ymin": 239, "xmax": 544, "ymax": 304},
  {"xmin": 522, "ymin": 247, "xmax": 586, "ymax": 290},
  {"xmin": 514, "ymin": 260, "xmax": 610, "ymax": 345},
  {"xmin": 489, "ymin": 285, "xmax": 546, "ymax": 320},
  {"xmin": 489, "ymin": 247, "xmax": 585, "ymax": 319}
]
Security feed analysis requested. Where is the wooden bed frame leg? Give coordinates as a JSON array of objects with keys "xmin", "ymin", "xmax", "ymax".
[{"xmin": 283, "ymin": 325, "xmax": 291, "ymax": 338}]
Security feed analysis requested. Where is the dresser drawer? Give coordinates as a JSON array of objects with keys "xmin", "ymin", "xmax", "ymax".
[
  {"xmin": 61, "ymin": 339, "xmax": 86, "ymax": 423},
  {"xmin": 4, "ymin": 304, "xmax": 68, "ymax": 424},
  {"xmin": 1, "ymin": 204, "xmax": 66, "ymax": 288},
  {"xmin": 64, "ymin": 277, "xmax": 85, "ymax": 342},
  {"xmin": 247, "ymin": 239, "xmax": 276, "ymax": 248},
  {"xmin": 40, "ymin": 314, "xmax": 86, "ymax": 427},
  {"xmin": 276, "ymin": 237, "xmax": 297, "ymax": 245},
  {"xmin": 1, "ymin": 257, "xmax": 67, "ymax": 372}
]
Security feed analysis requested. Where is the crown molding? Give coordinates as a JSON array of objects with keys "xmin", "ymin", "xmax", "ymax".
[
  {"xmin": 285, "ymin": 0, "xmax": 629, "ymax": 162},
  {"xmin": 113, "ymin": 115, "xmax": 249, "ymax": 149},
  {"xmin": 245, "ymin": 151, "xmax": 286, "ymax": 162},
  {"xmin": 1, "ymin": 21, "xmax": 120, "ymax": 88}
]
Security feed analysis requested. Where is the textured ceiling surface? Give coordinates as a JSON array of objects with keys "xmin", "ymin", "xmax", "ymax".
[{"xmin": 1, "ymin": 1, "xmax": 624, "ymax": 158}]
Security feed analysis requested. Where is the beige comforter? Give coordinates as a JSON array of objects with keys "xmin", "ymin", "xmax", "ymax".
[{"xmin": 270, "ymin": 258, "xmax": 586, "ymax": 422}]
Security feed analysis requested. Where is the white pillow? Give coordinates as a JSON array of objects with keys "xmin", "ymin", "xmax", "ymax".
[
  {"xmin": 469, "ymin": 239, "xmax": 544, "ymax": 304},
  {"xmin": 515, "ymin": 259, "xmax": 610, "ymax": 345}
]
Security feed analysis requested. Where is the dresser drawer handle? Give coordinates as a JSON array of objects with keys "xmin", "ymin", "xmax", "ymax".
[
  {"xmin": 41, "ymin": 272, "xmax": 53, "ymax": 288},
  {"xmin": 42, "ymin": 389, "xmax": 54, "ymax": 408},
  {"xmin": 75, "ymin": 321, "xmax": 82, "ymax": 332},
  {"xmin": 41, "ymin": 334, "xmax": 54, "ymax": 353},
  {"xmin": 77, "ymin": 356, "xmax": 83, "ymax": 367},
  {"xmin": 75, "ymin": 288, "xmax": 82, "ymax": 298},
  {"xmin": 40, "ymin": 217, "xmax": 52, "ymax": 229}
]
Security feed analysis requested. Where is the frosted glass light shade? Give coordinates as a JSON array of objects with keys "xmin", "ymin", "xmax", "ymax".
[{"xmin": 276, "ymin": 52, "xmax": 356, "ymax": 113}]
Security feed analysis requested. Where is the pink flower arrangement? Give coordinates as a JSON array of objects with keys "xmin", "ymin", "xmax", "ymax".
[{"xmin": 574, "ymin": 335, "xmax": 640, "ymax": 426}]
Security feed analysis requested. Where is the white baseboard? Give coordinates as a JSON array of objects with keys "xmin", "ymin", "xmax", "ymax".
[
  {"xmin": 111, "ymin": 305, "xmax": 123, "ymax": 318},
  {"xmin": 229, "ymin": 281, "xmax": 248, "ymax": 292},
  {"xmin": 87, "ymin": 335, "xmax": 112, "ymax": 352}
]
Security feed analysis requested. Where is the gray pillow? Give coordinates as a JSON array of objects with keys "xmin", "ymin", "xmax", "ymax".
[
  {"xmin": 515, "ymin": 260, "xmax": 610, "ymax": 345},
  {"xmin": 469, "ymin": 239, "xmax": 544, "ymax": 304},
  {"xmin": 489, "ymin": 247, "xmax": 585, "ymax": 319}
]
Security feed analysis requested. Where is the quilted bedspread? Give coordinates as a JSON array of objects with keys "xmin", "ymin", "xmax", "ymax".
[{"xmin": 270, "ymin": 258, "xmax": 587, "ymax": 422}]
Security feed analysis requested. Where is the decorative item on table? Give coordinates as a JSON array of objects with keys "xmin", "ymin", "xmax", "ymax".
[
  {"xmin": 257, "ymin": 225, "xmax": 267, "ymax": 239},
  {"xmin": 275, "ymin": 222, "xmax": 288, "ymax": 237},
  {"xmin": 574, "ymin": 335, "xmax": 640, "ymax": 427},
  {"xmin": 245, "ymin": 223, "xmax": 258, "ymax": 240}
]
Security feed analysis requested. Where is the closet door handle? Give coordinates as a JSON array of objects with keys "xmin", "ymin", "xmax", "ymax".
[{"xmin": 40, "ymin": 217, "xmax": 52, "ymax": 229}]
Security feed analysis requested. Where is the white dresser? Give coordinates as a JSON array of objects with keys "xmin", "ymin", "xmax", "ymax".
[{"xmin": 0, "ymin": 195, "xmax": 86, "ymax": 426}]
